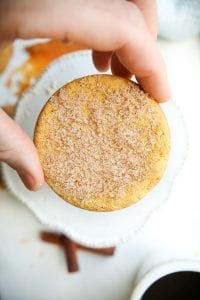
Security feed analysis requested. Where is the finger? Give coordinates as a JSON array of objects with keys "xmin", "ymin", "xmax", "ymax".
[
  {"xmin": 70, "ymin": 1, "xmax": 170, "ymax": 101},
  {"xmin": 0, "ymin": 109, "xmax": 44, "ymax": 190},
  {"xmin": 12, "ymin": 0, "xmax": 171, "ymax": 101},
  {"xmin": 111, "ymin": 53, "xmax": 132, "ymax": 78},
  {"xmin": 66, "ymin": 1, "xmax": 170, "ymax": 101},
  {"xmin": 113, "ymin": 0, "xmax": 157, "ymax": 77},
  {"xmin": 131, "ymin": 0, "xmax": 157, "ymax": 38},
  {"xmin": 115, "ymin": 32, "xmax": 171, "ymax": 102},
  {"xmin": 92, "ymin": 50, "xmax": 112, "ymax": 72}
]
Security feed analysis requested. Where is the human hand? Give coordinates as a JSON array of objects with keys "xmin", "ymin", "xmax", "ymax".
[
  {"xmin": 0, "ymin": 108, "xmax": 44, "ymax": 190},
  {"xmin": 0, "ymin": 0, "xmax": 171, "ymax": 191}
]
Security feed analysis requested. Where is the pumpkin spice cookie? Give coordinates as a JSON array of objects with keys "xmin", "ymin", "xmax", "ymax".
[{"xmin": 34, "ymin": 75, "xmax": 170, "ymax": 212}]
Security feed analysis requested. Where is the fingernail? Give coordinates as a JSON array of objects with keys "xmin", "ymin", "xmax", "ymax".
[
  {"xmin": 97, "ymin": 66, "xmax": 109, "ymax": 72},
  {"xmin": 19, "ymin": 172, "xmax": 43, "ymax": 191}
]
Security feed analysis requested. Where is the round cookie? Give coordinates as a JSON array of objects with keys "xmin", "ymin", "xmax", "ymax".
[{"xmin": 34, "ymin": 75, "xmax": 170, "ymax": 212}]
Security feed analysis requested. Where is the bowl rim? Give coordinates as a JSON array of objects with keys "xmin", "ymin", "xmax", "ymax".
[{"xmin": 130, "ymin": 259, "xmax": 200, "ymax": 300}]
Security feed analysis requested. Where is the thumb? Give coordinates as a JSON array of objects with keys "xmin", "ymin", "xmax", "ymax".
[{"xmin": 0, "ymin": 108, "xmax": 44, "ymax": 191}]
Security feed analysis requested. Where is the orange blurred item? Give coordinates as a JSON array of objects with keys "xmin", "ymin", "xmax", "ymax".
[
  {"xmin": 9, "ymin": 40, "xmax": 87, "ymax": 95},
  {"xmin": 0, "ymin": 180, "xmax": 4, "ymax": 189},
  {"xmin": 0, "ymin": 43, "xmax": 13, "ymax": 74},
  {"xmin": 1, "ymin": 104, "xmax": 16, "ymax": 117}
]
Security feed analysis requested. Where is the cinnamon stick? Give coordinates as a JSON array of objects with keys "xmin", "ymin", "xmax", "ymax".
[
  {"xmin": 60, "ymin": 235, "xmax": 79, "ymax": 273},
  {"xmin": 40, "ymin": 231, "xmax": 115, "ymax": 256},
  {"xmin": 40, "ymin": 231, "xmax": 61, "ymax": 245},
  {"xmin": 40, "ymin": 231, "xmax": 116, "ymax": 273},
  {"xmin": 77, "ymin": 244, "xmax": 115, "ymax": 256}
]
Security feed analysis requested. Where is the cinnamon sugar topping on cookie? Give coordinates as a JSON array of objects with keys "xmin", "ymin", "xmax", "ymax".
[{"xmin": 34, "ymin": 75, "xmax": 170, "ymax": 211}]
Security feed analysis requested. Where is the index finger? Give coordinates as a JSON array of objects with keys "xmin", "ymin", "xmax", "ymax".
[
  {"xmin": 112, "ymin": 1, "xmax": 170, "ymax": 102},
  {"xmin": 86, "ymin": 1, "xmax": 171, "ymax": 101},
  {"xmin": 116, "ymin": 23, "xmax": 171, "ymax": 102}
]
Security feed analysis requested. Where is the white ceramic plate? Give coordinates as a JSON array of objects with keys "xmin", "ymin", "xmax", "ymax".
[{"xmin": 2, "ymin": 50, "xmax": 187, "ymax": 247}]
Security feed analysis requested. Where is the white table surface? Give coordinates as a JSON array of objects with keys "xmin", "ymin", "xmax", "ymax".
[{"xmin": 1, "ymin": 37, "xmax": 200, "ymax": 300}]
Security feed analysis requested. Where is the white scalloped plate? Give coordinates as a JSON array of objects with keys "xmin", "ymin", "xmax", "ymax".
[{"xmin": 2, "ymin": 50, "xmax": 187, "ymax": 247}]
